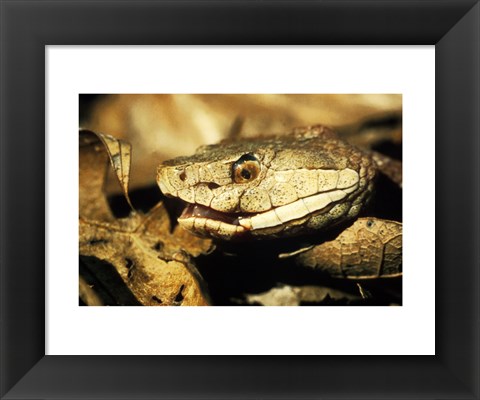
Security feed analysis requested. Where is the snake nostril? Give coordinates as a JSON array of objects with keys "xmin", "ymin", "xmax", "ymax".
[
  {"xmin": 179, "ymin": 171, "xmax": 186, "ymax": 181},
  {"xmin": 208, "ymin": 182, "xmax": 220, "ymax": 190}
]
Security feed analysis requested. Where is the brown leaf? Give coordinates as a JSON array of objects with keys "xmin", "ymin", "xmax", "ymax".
[
  {"xmin": 79, "ymin": 130, "xmax": 115, "ymax": 221},
  {"xmin": 79, "ymin": 275, "xmax": 104, "ymax": 306},
  {"xmin": 79, "ymin": 129, "xmax": 212, "ymax": 306},
  {"xmin": 94, "ymin": 130, "xmax": 134, "ymax": 210},
  {"xmin": 371, "ymin": 151, "xmax": 403, "ymax": 188},
  {"xmin": 128, "ymin": 201, "xmax": 213, "ymax": 258},
  {"xmin": 335, "ymin": 111, "xmax": 402, "ymax": 149},
  {"xmin": 295, "ymin": 218, "xmax": 402, "ymax": 279},
  {"xmin": 244, "ymin": 284, "xmax": 362, "ymax": 306},
  {"xmin": 79, "ymin": 212, "xmax": 211, "ymax": 306}
]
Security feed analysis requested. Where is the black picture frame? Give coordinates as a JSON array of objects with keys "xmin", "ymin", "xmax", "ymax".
[{"xmin": 1, "ymin": 1, "xmax": 479, "ymax": 399}]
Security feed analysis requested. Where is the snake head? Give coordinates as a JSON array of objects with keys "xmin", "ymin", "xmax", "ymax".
[{"xmin": 157, "ymin": 125, "xmax": 376, "ymax": 240}]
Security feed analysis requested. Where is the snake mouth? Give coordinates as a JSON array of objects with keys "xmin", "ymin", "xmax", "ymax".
[
  {"xmin": 179, "ymin": 203, "xmax": 247, "ymax": 226},
  {"xmin": 178, "ymin": 203, "xmax": 251, "ymax": 239},
  {"xmin": 176, "ymin": 183, "xmax": 358, "ymax": 239}
]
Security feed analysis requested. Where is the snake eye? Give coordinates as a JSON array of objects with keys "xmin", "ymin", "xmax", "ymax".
[{"xmin": 232, "ymin": 154, "xmax": 261, "ymax": 183}]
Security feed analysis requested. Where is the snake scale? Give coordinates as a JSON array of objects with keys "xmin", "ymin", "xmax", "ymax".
[{"xmin": 156, "ymin": 125, "xmax": 402, "ymax": 280}]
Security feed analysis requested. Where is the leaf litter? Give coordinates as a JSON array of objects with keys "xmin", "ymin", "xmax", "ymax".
[{"xmin": 79, "ymin": 129, "xmax": 212, "ymax": 306}]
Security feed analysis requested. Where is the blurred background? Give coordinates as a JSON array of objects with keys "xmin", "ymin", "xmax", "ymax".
[{"xmin": 80, "ymin": 94, "xmax": 402, "ymax": 193}]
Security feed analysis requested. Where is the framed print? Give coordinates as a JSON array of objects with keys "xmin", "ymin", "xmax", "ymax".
[{"xmin": 1, "ymin": 1, "xmax": 479, "ymax": 399}]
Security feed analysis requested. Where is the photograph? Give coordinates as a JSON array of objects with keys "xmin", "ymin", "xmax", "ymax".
[{"xmin": 79, "ymin": 94, "xmax": 402, "ymax": 306}]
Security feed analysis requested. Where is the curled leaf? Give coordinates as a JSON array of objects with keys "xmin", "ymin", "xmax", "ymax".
[
  {"xmin": 80, "ymin": 129, "xmax": 134, "ymax": 215},
  {"xmin": 79, "ymin": 130, "xmax": 114, "ymax": 221},
  {"xmin": 97, "ymin": 132, "xmax": 134, "ymax": 210}
]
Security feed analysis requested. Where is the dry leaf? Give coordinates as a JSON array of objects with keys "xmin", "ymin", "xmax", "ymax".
[
  {"xmin": 295, "ymin": 218, "xmax": 402, "ymax": 279},
  {"xmin": 79, "ymin": 275, "xmax": 104, "ymax": 306},
  {"xmin": 371, "ymin": 151, "xmax": 403, "ymax": 188},
  {"xmin": 79, "ymin": 130, "xmax": 115, "ymax": 221},
  {"xmin": 79, "ymin": 129, "xmax": 212, "ymax": 306},
  {"xmin": 79, "ymin": 214, "xmax": 210, "ymax": 306},
  {"xmin": 243, "ymin": 284, "xmax": 363, "ymax": 306}
]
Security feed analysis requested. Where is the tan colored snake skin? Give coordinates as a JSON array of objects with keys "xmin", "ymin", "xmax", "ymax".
[{"xmin": 157, "ymin": 125, "xmax": 377, "ymax": 240}]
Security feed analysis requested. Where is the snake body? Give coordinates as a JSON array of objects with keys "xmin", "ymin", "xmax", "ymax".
[{"xmin": 157, "ymin": 125, "xmax": 377, "ymax": 240}]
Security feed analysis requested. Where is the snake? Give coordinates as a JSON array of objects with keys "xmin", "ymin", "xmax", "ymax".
[{"xmin": 156, "ymin": 125, "xmax": 378, "ymax": 241}]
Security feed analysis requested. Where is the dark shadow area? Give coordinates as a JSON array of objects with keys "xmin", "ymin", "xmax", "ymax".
[{"xmin": 80, "ymin": 256, "xmax": 142, "ymax": 306}]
